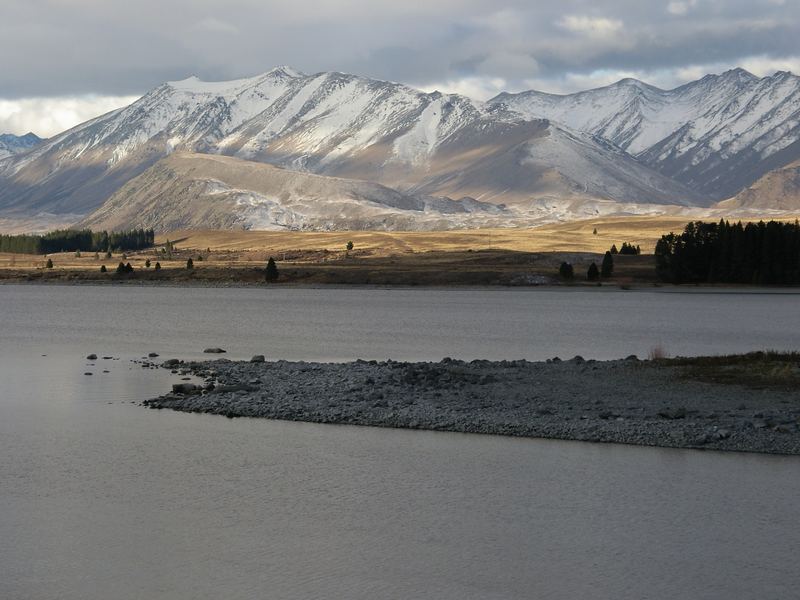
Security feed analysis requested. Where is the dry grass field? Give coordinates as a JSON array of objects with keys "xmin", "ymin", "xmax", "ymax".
[
  {"xmin": 160, "ymin": 215, "xmax": 699, "ymax": 255},
  {"xmin": 1, "ymin": 214, "xmax": 796, "ymax": 286}
]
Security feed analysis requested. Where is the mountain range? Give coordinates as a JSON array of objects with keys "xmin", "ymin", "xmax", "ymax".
[{"xmin": 2, "ymin": 67, "xmax": 800, "ymax": 232}]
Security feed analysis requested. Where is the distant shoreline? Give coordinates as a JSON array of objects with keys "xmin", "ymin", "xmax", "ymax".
[
  {"xmin": 3, "ymin": 278, "xmax": 800, "ymax": 294},
  {"xmin": 143, "ymin": 355, "xmax": 800, "ymax": 455}
]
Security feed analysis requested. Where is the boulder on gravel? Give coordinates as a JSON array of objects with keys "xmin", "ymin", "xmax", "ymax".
[
  {"xmin": 250, "ymin": 355, "xmax": 266, "ymax": 363},
  {"xmin": 163, "ymin": 359, "xmax": 181, "ymax": 367},
  {"xmin": 172, "ymin": 383, "xmax": 200, "ymax": 395}
]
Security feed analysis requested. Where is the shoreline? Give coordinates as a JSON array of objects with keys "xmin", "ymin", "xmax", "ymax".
[
  {"xmin": 143, "ymin": 356, "xmax": 800, "ymax": 455},
  {"xmin": 3, "ymin": 278, "xmax": 800, "ymax": 294}
]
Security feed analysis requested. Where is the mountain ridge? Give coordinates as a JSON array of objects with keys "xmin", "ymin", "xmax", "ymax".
[{"xmin": 2, "ymin": 67, "xmax": 800, "ymax": 231}]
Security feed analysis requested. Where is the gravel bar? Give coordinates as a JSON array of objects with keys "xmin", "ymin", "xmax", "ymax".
[{"xmin": 143, "ymin": 357, "xmax": 800, "ymax": 455}]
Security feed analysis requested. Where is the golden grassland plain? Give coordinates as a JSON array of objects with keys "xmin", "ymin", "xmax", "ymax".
[{"xmin": 1, "ymin": 215, "xmax": 797, "ymax": 286}]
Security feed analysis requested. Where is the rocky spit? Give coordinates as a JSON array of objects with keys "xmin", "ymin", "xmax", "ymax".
[{"xmin": 143, "ymin": 357, "xmax": 800, "ymax": 455}]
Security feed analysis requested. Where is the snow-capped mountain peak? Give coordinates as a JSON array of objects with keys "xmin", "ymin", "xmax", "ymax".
[
  {"xmin": 0, "ymin": 132, "xmax": 42, "ymax": 160},
  {"xmin": 3, "ymin": 66, "xmax": 800, "ymax": 227}
]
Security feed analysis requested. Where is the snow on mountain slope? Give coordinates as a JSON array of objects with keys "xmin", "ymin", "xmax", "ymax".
[
  {"xmin": 5, "ymin": 66, "xmax": 798, "ymax": 228},
  {"xmin": 493, "ymin": 69, "xmax": 800, "ymax": 201},
  {"xmin": 0, "ymin": 67, "xmax": 693, "ymax": 224},
  {"xmin": 0, "ymin": 133, "xmax": 42, "ymax": 160}
]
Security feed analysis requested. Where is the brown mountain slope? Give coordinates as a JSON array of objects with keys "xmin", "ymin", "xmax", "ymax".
[{"xmin": 716, "ymin": 160, "xmax": 800, "ymax": 211}]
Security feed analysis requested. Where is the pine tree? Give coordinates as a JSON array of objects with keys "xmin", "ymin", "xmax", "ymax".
[
  {"xmin": 346, "ymin": 241, "xmax": 354, "ymax": 251},
  {"xmin": 154, "ymin": 262, "xmax": 161, "ymax": 271},
  {"xmin": 610, "ymin": 244, "xmax": 618, "ymax": 255},
  {"xmin": 558, "ymin": 262, "xmax": 574, "ymax": 280},
  {"xmin": 186, "ymin": 258, "xmax": 194, "ymax": 270},
  {"xmin": 116, "ymin": 262, "xmax": 126, "ymax": 274},
  {"xmin": 587, "ymin": 262, "xmax": 599, "ymax": 281},
  {"xmin": 46, "ymin": 258, "xmax": 53, "ymax": 269},
  {"xmin": 265, "ymin": 257, "xmax": 279, "ymax": 282},
  {"xmin": 601, "ymin": 251, "xmax": 614, "ymax": 278},
  {"xmin": 145, "ymin": 259, "xmax": 151, "ymax": 268},
  {"xmin": 100, "ymin": 265, "xmax": 107, "ymax": 273}
]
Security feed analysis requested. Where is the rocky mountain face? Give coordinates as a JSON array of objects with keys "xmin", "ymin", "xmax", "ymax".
[
  {"xmin": 0, "ymin": 133, "xmax": 42, "ymax": 160},
  {"xmin": 494, "ymin": 69, "xmax": 800, "ymax": 202},
  {"xmin": 1, "ymin": 67, "xmax": 799, "ymax": 231}
]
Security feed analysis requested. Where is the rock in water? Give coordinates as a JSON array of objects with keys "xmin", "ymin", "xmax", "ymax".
[
  {"xmin": 250, "ymin": 355, "xmax": 266, "ymax": 363},
  {"xmin": 204, "ymin": 348, "xmax": 227, "ymax": 354},
  {"xmin": 148, "ymin": 352, "xmax": 159, "ymax": 358},
  {"xmin": 86, "ymin": 354, "xmax": 97, "ymax": 360}
]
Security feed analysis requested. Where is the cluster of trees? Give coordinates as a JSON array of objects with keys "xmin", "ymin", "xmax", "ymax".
[
  {"xmin": 0, "ymin": 228, "xmax": 155, "ymax": 255},
  {"xmin": 610, "ymin": 242, "xmax": 641, "ymax": 255},
  {"xmin": 655, "ymin": 220, "xmax": 800, "ymax": 284},
  {"xmin": 559, "ymin": 251, "xmax": 614, "ymax": 282}
]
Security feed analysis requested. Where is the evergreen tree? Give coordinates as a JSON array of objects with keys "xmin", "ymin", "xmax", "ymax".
[
  {"xmin": 346, "ymin": 241, "xmax": 354, "ymax": 251},
  {"xmin": 265, "ymin": 257, "xmax": 279, "ymax": 282},
  {"xmin": 154, "ymin": 262, "xmax": 161, "ymax": 271},
  {"xmin": 654, "ymin": 219, "xmax": 800, "ymax": 284},
  {"xmin": 145, "ymin": 259, "xmax": 151, "ymax": 268},
  {"xmin": 116, "ymin": 262, "xmax": 126, "ymax": 274},
  {"xmin": 45, "ymin": 258, "xmax": 53, "ymax": 269},
  {"xmin": 100, "ymin": 265, "xmax": 107, "ymax": 273},
  {"xmin": 558, "ymin": 262, "xmax": 574, "ymax": 280},
  {"xmin": 186, "ymin": 258, "xmax": 194, "ymax": 270},
  {"xmin": 610, "ymin": 244, "xmax": 618, "ymax": 255},
  {"xmin": 601, "ymin": 251, "xmax": 614, "ymax": 278},
  {"xmin": 587, "ymin": 262, "xmax": 599, "ymax": 281}
]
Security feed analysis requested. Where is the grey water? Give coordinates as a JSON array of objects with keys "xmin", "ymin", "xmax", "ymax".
[{"xmin": 1, "ymin": 284, "xmax": 798, "ymax": 599}]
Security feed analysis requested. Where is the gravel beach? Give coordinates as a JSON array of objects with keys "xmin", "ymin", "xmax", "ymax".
[{"xmin": 144, "ymin": 356, "xmax": 800, "ymax": 455}]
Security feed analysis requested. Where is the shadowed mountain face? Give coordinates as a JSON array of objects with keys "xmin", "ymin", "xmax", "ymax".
[{"xmin": 2, "ymin": 67, "xmax": 800, "ymax": 230}]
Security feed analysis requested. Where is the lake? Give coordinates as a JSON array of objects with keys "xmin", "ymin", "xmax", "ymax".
[{"xmin": 1, "ymin": 284, "xmax": 798, "ymax": 599}]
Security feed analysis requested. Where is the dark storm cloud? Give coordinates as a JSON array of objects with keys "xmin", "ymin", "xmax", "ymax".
[{"xmin": 0, "ymin": 0, "xmax": 799, "ymax": 98}]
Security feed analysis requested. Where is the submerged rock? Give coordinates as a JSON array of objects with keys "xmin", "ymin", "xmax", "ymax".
[{"xmin": 204, "ymin": 348, "xmax": 227, "ymax": 354}]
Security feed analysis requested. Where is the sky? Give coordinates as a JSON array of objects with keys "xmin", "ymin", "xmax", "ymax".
[{"xmin": 1, "ymin": 0, "xmax": 798, "ymax": 137}]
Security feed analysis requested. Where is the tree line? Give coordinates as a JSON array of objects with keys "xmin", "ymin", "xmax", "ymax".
[
  {"xmin": 0, "ymin": 228, "xmax": 155, "ymax": 254},
  {"xmin": 655, "ymin": 220, "xmax": 800, "ymax": 284}
]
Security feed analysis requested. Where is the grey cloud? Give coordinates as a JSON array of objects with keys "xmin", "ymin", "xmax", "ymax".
[{"xmin": 0, "ymin": 0, "xmax": 798, "ymax": 99}]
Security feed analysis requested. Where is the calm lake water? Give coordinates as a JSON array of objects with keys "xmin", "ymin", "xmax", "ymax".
[{"xmin": 1, "ymin": 284, "xmax": 798, "ymax": 599}]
